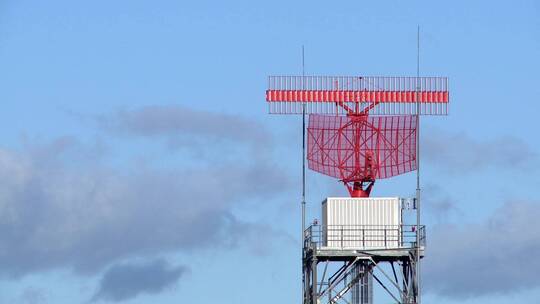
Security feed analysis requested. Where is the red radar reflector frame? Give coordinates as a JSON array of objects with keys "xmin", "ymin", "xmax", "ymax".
[{"xmin": 307, "ymin": 114, "xmax": 417, "ymax": 197}]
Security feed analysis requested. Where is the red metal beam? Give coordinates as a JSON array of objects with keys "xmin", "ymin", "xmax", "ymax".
[{"xmin": 266, "ymin": 90, "xmax": 449, "ymax": 103}]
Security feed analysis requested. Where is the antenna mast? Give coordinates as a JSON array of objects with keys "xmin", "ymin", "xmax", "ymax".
[
  {"xmin": 301, "ymin": 45, "xmax": 307, "ymax": 304},
  {"xmin": 302, "ymin": 45, "xmax": 306, "ymax": 236},
  {"xmin": 415, "ymin": 26, "xmax": 422, "ymax": 304}
]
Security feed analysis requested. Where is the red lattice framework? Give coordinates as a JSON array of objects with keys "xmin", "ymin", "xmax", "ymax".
[
  {"xmin": 307, "ymin": 115, "xmax": 417, "ymax": 197},
  {"xmin": 266, "ymin": 75, "xmax": 449, "ymax": 197}
]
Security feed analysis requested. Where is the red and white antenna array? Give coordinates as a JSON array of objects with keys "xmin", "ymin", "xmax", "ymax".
[{"xmin": 266, "ymin": 75, "xmax": 449, "ymax": 197}]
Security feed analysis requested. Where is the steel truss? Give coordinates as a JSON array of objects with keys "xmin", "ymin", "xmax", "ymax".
[{"xmin": 303, "ymin": 227, "xmax": 424, "ymax": 304}]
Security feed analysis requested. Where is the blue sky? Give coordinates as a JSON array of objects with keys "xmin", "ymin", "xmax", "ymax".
[{"xmin": 0, "ymin": 0, "xmax": 539, "ymax": 303}]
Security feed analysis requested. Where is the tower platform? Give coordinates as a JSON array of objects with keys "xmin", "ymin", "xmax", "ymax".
[
  {"xmin": 304, "ymin": 224, "xmax": 425, "ymax": 261},
  {"xmin": 303, "ymin": 224, "xmax": 425, "ymax": 304},
  {"xmin": 302, "ymin": 197, "xmax": 425, "ymax": 304}
]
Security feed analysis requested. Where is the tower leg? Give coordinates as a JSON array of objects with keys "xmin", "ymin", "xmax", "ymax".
[
  {"xmin": 401, "ymin": 254, "xmax": 419, "ymax": 304},
  {"xmin": 304, "ymin": 257, "xmax": 311, "ymax": 304},
  {"xmin": 311, "ymin": 257, "xmax": 318, "ymax": 304}
]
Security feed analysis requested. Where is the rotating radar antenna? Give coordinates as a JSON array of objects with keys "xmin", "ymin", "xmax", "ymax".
[{"xmin": 266, "ymin": 75, "xmax": 449, "ymax": 197}]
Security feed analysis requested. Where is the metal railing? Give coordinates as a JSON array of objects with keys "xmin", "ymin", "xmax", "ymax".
[{"xmin": 304, "ymin": 224, "xmax": 425, "ymax": 250}]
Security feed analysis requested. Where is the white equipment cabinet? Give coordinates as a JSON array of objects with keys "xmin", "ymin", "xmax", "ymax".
[{"xmin": 322, "ymin": 197, "xmax": 402, "ymax": 249}]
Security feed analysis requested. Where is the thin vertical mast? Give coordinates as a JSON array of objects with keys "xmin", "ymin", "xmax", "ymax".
[
  {"xmin": 415, "ymin": 26, "xmax": 422, "ymax": 304},
  {"xmin": 301, "ymin": 45, "xmax": 307, "ymax": 304},
  {"xmin": 302, "ymin": 45, "xmax": 306, "ymax": 237}
]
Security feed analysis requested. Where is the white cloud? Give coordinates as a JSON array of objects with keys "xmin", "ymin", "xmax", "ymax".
[
  {"xmin": 425, "ymin": 200, "xmax": 540, "ymax": 298},
  {"xmin": 423, "ymin": 130, "xmax": 537, "ymax": 174},
  {"xmin": 0, "ymin": 107, "xmax": 291, "ymax": 278}
]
